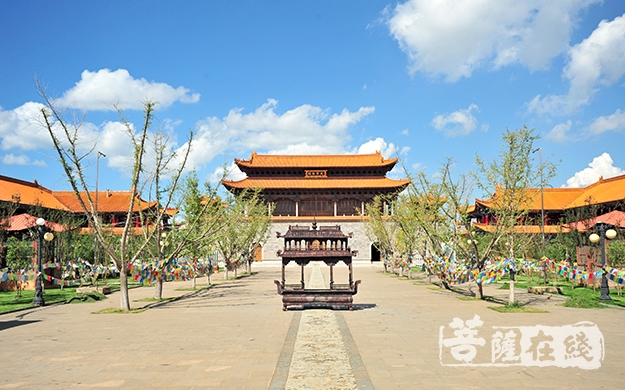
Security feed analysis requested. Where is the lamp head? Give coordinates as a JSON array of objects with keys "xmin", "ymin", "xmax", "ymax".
[
  {"xmin": 589, "ymin": 233, "xmax": 600, "ymax": 244},
  {"xmin": 43, "ymin": 232, "xmax": 54, "ymax": 242},
  {"xmin": 606, "ymin": 229, "xmax": 617, "ymax": 240},
  {"xmin": 36, "ymin": 217, "xmax": 45, "ymax": 226}
]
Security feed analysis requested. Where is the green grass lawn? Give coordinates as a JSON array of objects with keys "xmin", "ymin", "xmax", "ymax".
[
  {"xmin": 0, "ymin": 287, "xmax": 80, "ymax": 313},
  {"xmin": 498, "ymin": 275, "xmax": 625, "ymax": 308},
  {"xmin": 0, "ymin": 279, "xmax": 140, "ymax": 314}
]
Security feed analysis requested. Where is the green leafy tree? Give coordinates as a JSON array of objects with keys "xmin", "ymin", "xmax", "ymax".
[
  {"xmin": 468, "ymin": 126, "xmax": 556, "ymax": 298},
  {"xmin": 173, "ymin": 170, "xmax": 226, "ymax": 288},
  {"xmin": 5, "ymin": 236, "xmax": 33, "ymax": 297},
  {"xmin": 0, "ymin": 194, "xmax": 21, "ymax": 268},
  {"xmin": 608, "ymin": 239, "xmax": 625, "ymax": 268},
  {"xmin": 406, "ymin": 159, "xmax": 473, "ymax": 289},
  {"xmin": 215, "ymin": 189, "xmax": 272, "ymax": 279},
  {"xmin": 363, "ymin": 195, "xmax": 401, "ymax": 273}
]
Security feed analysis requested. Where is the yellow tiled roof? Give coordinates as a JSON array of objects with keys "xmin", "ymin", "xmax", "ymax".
[
  {"xmin": 473, "ymin": 174, "xmax": 625, "ymax": 212},
  {"xmin": 53, "ymin": 191, "xmax": 158, "ymax": 213},
  {"xmin": 0, "ymin": 175, "xmax": 71, "ymax": 211},
  {"xmin": 0, "ymin": 175, "xmax": 159, "ymax": 214},
  {"xmin": 566, "ymin": 174, "xmax": 625, "ymax": 208},
  {"xmin": 235, "ymin": 151, "xmax": 398, "ymax": 169},
  {"xmin": 473, "ymin": 222, "xmax": 570, "ymax": 234},
  {"xmin": 475, "ymin": 187, "xmax": 585, "ymax": 211},
  {"xmin": 222, "ymin": 177, "xmax": 410, "ymax": 190}
]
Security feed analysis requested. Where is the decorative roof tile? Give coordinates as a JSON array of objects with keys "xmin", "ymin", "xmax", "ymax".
[
  {"xmin": 472, "ymin": 173, "xmax": 625, "ymax": 212},
  {"xmin": 473, "ymin": 222, "xmax": 570, "ymax": 234},
  {"xmin": 235, "ymin": 151, "xmax": 398, "ymax": 169},
  {"xmin": 0, "ymin": 175, "xmax": 158, "ymax": 214},
  {"xmin": 0, "ymin": 175, "xmax": 70, "ymax": 211},
  {"xmin": 565, "ymin": 174, "xmax": 625, "ymax": 208},
  {"xmin": 53, "ymin": 191, "xmax": 157, "ymax": 213},
  {"xmin": 222, "ymin": 177, "xmax": 410, "ymax": 190}
]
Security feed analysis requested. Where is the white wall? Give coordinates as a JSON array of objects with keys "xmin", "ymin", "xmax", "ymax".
[{"xmin": 262, "ymin": 219, "xmax": 372, "ymax": 261}]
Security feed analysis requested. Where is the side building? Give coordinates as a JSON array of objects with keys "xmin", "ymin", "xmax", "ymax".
[{"xmin": 221, "ymin": 152, "xmax": 410, "ymax": 261}]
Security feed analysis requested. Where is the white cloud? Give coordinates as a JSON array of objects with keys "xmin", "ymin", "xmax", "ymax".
[
  {"xmin": 96, "ymin": 121, "xmax": 136, "ymax": 173},
  {"xmin": 355, "ymin": 137, "xmax": 399, "ymax": 158},
  {"xmin": 431, "ymin": 104, "xmax": 479, "ymax": 136},
  {"xmin": 2, "ymin": 153, "xmax": 46, "ymax": 166},
  {"xmin": 545, "ymin": 120, "xmax": 573, "ymax": 143},
  {"xmin": 58, "ymin": 69, "xmax": 200, "ymax": 111},
  {"xmin": 209, "ymin": 162, "xmax": 246, "ymax": 185},
  {"xmin": 0, "ymin": 102, "xmax": 53, "ymax": 151},
  {"xmin": 588, "ymin": 109, "xmax": 625, "ymax": 134},
  {"xmin": 386, "ymin": 0, "xmax": 598, "ymax": 81},
  {"xmin": 184, "ymin": 99, "xmax": 375, "ymax": 170},
  {"xmin": 529, "ymin": 14, "xmax": 625, "ymax": 115},
  {"xmin": 565, "ymin": 152, "xmax": 625, "ymax": 187}
]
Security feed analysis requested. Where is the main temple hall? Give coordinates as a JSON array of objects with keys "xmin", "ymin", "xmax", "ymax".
[{"xmin": 222, "ymin": 151, "xmax": 410, "ymax": 261}]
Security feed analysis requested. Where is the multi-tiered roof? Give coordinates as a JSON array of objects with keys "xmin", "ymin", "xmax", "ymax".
[{"xmin": 222, "ymin": 151, "xmax": 410, "ymax": 217}]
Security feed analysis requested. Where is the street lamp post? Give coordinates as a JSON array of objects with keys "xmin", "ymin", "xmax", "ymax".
[
  {"xmin": 33, "ymin": 218, "xmax": 54, "ymax": 306},
  {"xmin": 94, "ymin": 151, "xmax": 106, "ymax": 265},
  {"xmin": 589, "ymin": 221, "xmax": 617, "ymax": 301},
  {"xmin": 532, "ymin": 147, "xmax": 545, "ymax": 257}
]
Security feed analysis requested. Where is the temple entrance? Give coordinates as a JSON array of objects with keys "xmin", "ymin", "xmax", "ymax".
[{"xmin": 370, "ymin": 244, "xmax": 380, "ymax": 262}]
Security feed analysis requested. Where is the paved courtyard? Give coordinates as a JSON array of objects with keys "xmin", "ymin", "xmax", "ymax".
[{"xmin": 1, "ymin": 262, "xmax": 624, "ymax": 389}]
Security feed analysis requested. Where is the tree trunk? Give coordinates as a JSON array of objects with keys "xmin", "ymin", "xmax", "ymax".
[
  {"xmin": 192, "ymin": 275, "xmax": 197, "ymax": 289},
  {"xmin": 119, "ymin": 268, "xmax": 131, "ymax": 312},
  {"xmin": 475, "ymin": 281, "xmax": 484, "ymax": 299},
  {"xmin": 509, "ymin": 280, "xmax": 515, "ymax": 304},
  {"xmin": 234, "ymin": 267, "xmax": 238, "ymax": 278},
  {"xmin": 154, "ymin": 277, "xmax": 163, "ymax": 299},
  {"xmin": 224, "ymin": 267, "xmax": 229, "ymax": 279}
]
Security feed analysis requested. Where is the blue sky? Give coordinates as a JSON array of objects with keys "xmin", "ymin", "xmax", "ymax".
[{"xmin": 1, "ymin": 0, "xmax": 625, "ymax": 197}]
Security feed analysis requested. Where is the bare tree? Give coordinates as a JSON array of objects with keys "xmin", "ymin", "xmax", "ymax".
[{"xmin": 37, "ymin": 80, "xmax": 194, "ymax": 311}]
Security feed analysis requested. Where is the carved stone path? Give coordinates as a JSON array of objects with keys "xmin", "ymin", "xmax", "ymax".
[{"xmin": 270, "ymin": 264, "xmax": 372, "ymax": 389}]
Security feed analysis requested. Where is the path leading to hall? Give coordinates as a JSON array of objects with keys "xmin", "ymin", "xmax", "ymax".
[
  {"xmin": 270, "ymin": 264, "xmax": 372, "ymax": 389},
  {"xmin": 1, "ymin": 262, "xmax": 624, "ymax": 389}
]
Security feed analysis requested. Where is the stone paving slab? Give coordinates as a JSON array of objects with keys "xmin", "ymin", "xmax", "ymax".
[{"xmin": 0, "ymin": 261, "xmax": 624, "ymax": 389}]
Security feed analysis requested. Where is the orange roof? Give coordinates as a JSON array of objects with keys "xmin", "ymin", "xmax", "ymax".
[
  {"xmin": 222, "ymin": 177, "xmax": 410, "ymax": 190},
  {"xmin": 2, "ymin": 213, "xmax": 67, "ymax": 232},
  {"xmin": 473, "ymin": 174, "xmax": 625, "ymax": 212},
  {"xmin": 53, "ymin": 191, "xmax": 157, "ymax": 213},
  {"xmin": 235, "ymin": 151, "xmax": 398, "ymax": 169},
  {"xmin": 0, "ymin": 175, "xmax": 71, "ymax": 211},
  {"xmin": 566, "ymin": 210, "xmax": 625, "ymax": 232},
  {"xmin": 566, "ymin": 174, "xmax": 625, "ymax": 208},
  {"xmin": 473, "ymin": 222, "xmax": 570, "ymax": 234},
  {"xmin": 475, "ymin": 187, "xmax": 585, "ymax": 211}
]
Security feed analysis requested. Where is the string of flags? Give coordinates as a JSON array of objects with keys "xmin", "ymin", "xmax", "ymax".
[
  {"xmin": 0, "ymin": 258, "xmax": 217, "ymax": 286},
  {"xmin": 387, "ymin": 254, "xmax": 625, "ymax": 286}
]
